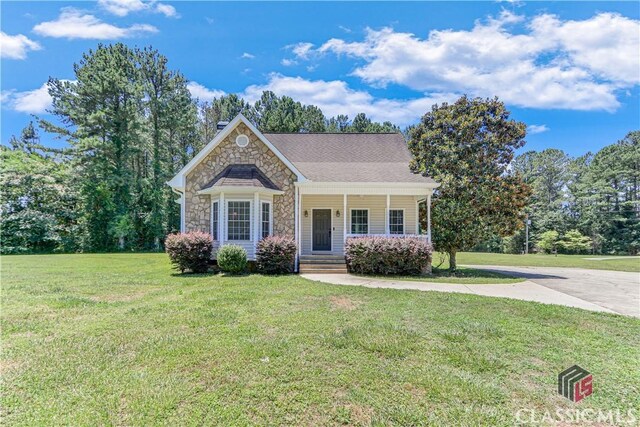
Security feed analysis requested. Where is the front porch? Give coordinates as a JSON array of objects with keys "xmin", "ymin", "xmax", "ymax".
[{"xmin": 295, "ymin": 183, "xmax": 434, "ymax": 259}]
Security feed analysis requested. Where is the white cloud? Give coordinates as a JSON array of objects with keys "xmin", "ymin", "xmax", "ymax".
[
  {"xmin": 98, "ymin": 0, "xmax": 178, "ymax": 18},
  {"xmin": 154, "ymin": 3, "xmax": 178, "ymax": 18},
  {"xmin": 0, "ymin": 32, "xmax": 42, "ymax": 59},
  {"xmin": 187, "ymin": 81, "xmax": 225, "ymax": 103},
  {"xmin": 528, "ymin": 124, "xmax": 549, "ymax": 134},
  {"xmin": 241, "ymin": 52, "xmax": 255, "ymax": 59},
  {"xmin": 4, "ymin": 83, "xmax": 52, "ymax": 114},
  {"xmin": 33, "ymin": 7, "xmax": 158, "ymax": 39},
  {"xmin": 242, "ymin": 74, "xmax": 456, "ymax": 126},
  {"xmin": 289, "ymin": 42, "xmax": 314, "ymax": 60},
  {"xmin": 300, "ymin": 11, "xmax": 639, "ymax": 112},
  {"xmin": 281, "ymin": 58, "xmax": 297, "ymax": 67}
]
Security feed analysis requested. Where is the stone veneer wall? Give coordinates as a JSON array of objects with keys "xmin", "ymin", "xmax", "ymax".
[{"xmin": 184, "ymin": 123, "xmax": 297, "ymax": 237}]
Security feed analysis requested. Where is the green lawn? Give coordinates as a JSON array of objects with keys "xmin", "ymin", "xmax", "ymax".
[
  {"xmin": 445, "ymin": 252, "xmax": 640, "ymax": 272},
  {"xmin": 2, "ymin": 254, "xmax": 639, "ymax": 426}
]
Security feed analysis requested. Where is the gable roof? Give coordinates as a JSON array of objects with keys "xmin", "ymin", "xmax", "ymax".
[
  {"xmin": 264, "ymin": 133, "xmax": 435, "ymax": 184},
  {"xmin": 167, "ymin": 114, "xmax": 305, "ymax": 190},
  {"xmin": 202, "ymin": 164, "xmax": 280, "ymax": 191}
]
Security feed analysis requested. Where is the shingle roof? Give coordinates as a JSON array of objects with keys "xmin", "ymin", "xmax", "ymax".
[
  {"xmin": 264, "ymin": 133, "xmax": 434, "ymax": 183},
  {"xmin": 202, "ymin": 164, "xmax": 280, "ymax": 190}
]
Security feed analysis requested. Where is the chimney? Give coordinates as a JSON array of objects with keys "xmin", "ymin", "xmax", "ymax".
[{"xmin": 216, "ymin": 121, "xmax": 229, "ymax": 131}]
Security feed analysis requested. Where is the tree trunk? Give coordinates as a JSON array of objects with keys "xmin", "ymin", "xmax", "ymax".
[{"xmin": 449, "ymin": 250, "xmax": 457, "ymax": 273}]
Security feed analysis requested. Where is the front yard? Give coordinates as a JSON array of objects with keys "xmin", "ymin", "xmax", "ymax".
[{"xmin": 2, "ymin": 253, "xmax": 639, "ymax": 425}]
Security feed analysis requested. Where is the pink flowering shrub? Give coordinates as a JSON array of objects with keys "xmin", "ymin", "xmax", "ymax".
[
  {"xmin": 345, "ymin": 236, "xmax": 433, "ymax": 275},
  {"xmin": 256, "ymin": 236, "xmax": 297, "ymax": 274},
  {"xmin": 165, "ymin": 232, "xmax": 213, "ymax": 273}
]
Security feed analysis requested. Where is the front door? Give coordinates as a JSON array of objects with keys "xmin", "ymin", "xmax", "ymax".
[{"xmin": 312, "ymin": 209, "xmax": 332, "ymax": 251}]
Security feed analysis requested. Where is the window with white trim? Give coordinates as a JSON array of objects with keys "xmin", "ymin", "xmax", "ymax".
[
  {"xmin": 261, "ymin": 202, "xmax": 271, "ymax": 239},
  {"xmin": 211, "ymin": 201, "xmax": 219, "ymax": 240},
  {"xmin": 351, "ymin": 209, "xmax": 369, "ymax": 234},
  {"xmin": 389, "ymin": 209, "xmax": 404, "ymax": 235},
  {"xmin": 227, "ymin": 201, "xmax": 251, "ymax": 240}
]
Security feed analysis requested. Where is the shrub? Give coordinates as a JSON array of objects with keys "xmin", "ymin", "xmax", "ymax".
[
  {"xmin": 217, "ymin": 244, "xmax": 247, "ymax": 274},
  {"xmin": 165, "ymin": 232, "xmax": 213, "ymax": 273},
  {"xmin": 345, "ymin": 236, "xmax": 433, "ymax": 275},
  {"xmin": 256, "ymin": 236, "xmax": 297, "ymax": 274}
]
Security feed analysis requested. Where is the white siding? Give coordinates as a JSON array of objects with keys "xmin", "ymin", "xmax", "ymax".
[{"xmin": 301, "ymin": 194, "xmax": 420, "ymax": 255}]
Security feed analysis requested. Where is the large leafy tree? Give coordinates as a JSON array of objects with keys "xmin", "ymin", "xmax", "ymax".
[
  {"xmin": 410, "ymin": 96, "xmax": 531, "ymax": 271},
  {"xmin": 1, "ymin": 124, "xmax": 80, "ymax": 253}
]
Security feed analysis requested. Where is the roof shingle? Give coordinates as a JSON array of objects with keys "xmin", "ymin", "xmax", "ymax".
[{"xmin": 264, "ymin": 133, "xmax": 434, "ymax": 183}]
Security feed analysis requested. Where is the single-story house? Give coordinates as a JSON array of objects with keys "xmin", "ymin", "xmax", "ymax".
[{"xmin": 167, "ymin": 113, "xmax": 438, "ymax": 271}]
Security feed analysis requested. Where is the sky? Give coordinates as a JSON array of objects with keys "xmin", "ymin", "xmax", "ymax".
[{"xmin": 1, "ymin": 1, "xmax": 639, "ymax": 156}]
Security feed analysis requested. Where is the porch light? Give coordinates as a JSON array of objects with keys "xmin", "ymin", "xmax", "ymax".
[
  {"xmin": 304, "ymin": 210, "xmax": 308, "ymax": 218},
  {"xmin": 336, "ymin": 210, "xmax": 341, "ymax": 217}
]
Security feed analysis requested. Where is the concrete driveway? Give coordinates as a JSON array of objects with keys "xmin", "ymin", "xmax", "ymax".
[
  {"xmin": 301, "ymin": 266, "xmax": 640, "ymax": 317},
  {"xmin": 464, "ymin": 265, "xmax": 640, "ymax": 317}
]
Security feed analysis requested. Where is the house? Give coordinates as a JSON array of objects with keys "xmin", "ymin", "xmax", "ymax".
[{"xmin": 167, "ymin": 114, "xmax": 438, "ymax": 271}]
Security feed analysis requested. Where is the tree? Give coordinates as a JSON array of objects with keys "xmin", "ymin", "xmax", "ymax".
[
  {"xmin": 409, "ymin": 96, "xmax": 530, "ymax": 271},
  {"xmin": 42, "ymin": 43, "xmax": 198, "ymax": 251},
  {"xmin": 537, "ymin": 230, "xmax": 559, "ymax": 254},
  {"xmin": 0, "ymin": 125, "xmax": 80, "ymax": 253},
  {"xmin": 558, "ymin": 229, "xmax": 592, "ymax": 254}
]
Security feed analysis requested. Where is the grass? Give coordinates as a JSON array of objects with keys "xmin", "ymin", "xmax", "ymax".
[
  {"xmin": 361, "ymin": 267, "xmax": 524, "ymax": 285},
  {"xmin": 2, "ymin": 253, "xmax": 639, "ymax": 426},
  {"xmin": 446, "ymin": 252, "xmax": 640, "ymax": 272}
]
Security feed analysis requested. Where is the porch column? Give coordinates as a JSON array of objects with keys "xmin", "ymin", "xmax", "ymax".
[
  {"xmin": 343, "ymin": 193, "xmax": 347, "ymax": 245},
  {"xmin": 219, "ymin": 192, "xmax": 225, "ymax": 244},
  {"xmin": 254, "ymin": 192, "xmax": 260, "ymax": 244},
  {"xmin": 427, "ymin": 194, "xmax": 432, "ymax": 242},
  {"xmin": 385, "ymin": 194, "xmax": 390, "ymax": 235},
  {"xmin": 294, "ymin": 186, "xmax": 299, "ymax": 271}
]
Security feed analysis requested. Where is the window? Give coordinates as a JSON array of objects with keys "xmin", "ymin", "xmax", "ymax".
[
  {"xmin": 227, "ymin": 201, "xmax": 251, "ymax": 240},
  {"xmin": 351, "ymin": 209, "xmax": 368, "ymax": 234},
  {"xmin": 389, "ymin": 209, "xmax": 404, "ymax": 235},
  {"xmin": 211, "ymin": 201, "xmax": 219, "ymax": 240},
  {"xmin": 261, "ymin": 202, "xmax": 271, "ymax": 238}
]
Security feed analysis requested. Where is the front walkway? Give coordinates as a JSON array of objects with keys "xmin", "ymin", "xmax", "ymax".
[{"xmin": 300, "ymin": 273, "xmax": 620, "ymax": 315}]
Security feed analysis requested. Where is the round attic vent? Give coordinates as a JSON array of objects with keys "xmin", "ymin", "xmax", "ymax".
[{"xmin": 236, "ymin": 134, "xmax": 249, "ymax": 148}]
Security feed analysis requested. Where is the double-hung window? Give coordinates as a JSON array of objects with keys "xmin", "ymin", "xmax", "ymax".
[
  {"xmin": 227, "ymin": 201, "xmax": 251, "ymax": 240},
  {"xmin": 261, "ymin": 202, "xmax": 271, "ymax": 238},
  {"xmin": 211, "ymin": 201, "xmax": 219, "ymax": 240},
  {"xmin": 389, "ymin": 209, "xmax": 404, "ymax": 235},
  {"xmin": 350, "ymin": 209, "xmax": 369, "ymax": 234}
]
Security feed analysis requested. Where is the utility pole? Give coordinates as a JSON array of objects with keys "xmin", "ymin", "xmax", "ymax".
[{"xmin": 525, "ymin": 214, "xmax": 530, "ymax": 255}]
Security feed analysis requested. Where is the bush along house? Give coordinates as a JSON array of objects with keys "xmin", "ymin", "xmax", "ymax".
[{"xmin": 167, "ymin": 114, "xmax": 439, "ymax": 273}]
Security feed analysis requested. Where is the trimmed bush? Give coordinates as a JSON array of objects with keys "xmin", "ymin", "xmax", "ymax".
[
  {"xmin": 345, "ymin": 236, "xmax": 433, "ymax": 275},
  {"xmin": 165, "ymin": 232, "xmax": 213, "ymax": 274},
  {"xmin": 256, "ymin": 236, "xmax": 297, "ymax": 274},
  {"xmin": 217, "ymin": 244, "xmax": 247, "ymax": 274}
]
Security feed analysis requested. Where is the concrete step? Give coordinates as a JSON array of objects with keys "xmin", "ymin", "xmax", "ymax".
[
  {"xmin": 299, "ymin": 267, "xmax": 348, "ymax": 274},
  {"xmin": 300, "ymin": 254, "xmax": 345, "ymax": 261},
  {"xmin": 299, "ymin": 259, "xmax": 346, "ymax": 265}
]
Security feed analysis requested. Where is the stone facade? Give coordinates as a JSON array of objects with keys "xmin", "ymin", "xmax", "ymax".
[{"xmin": 184, "ymin": 123, "xmax": 297, "ymax": 237}]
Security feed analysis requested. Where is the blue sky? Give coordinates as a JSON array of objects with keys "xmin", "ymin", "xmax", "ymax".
[{"xmin": 1, "ymin": 1, "xmax": 639, "ymax": 156}]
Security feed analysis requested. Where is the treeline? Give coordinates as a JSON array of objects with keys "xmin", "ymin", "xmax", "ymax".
[
  {"xmin": 0, "ymin": 43, "xmax": 399, "ymax": 254},
  {"xmin": 476, "ymin": 132, "xmax": 640, "ymax": 255}
]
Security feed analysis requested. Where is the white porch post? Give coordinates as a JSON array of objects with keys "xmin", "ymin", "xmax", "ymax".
[
  {"xmin": 294, "ymin": 186, "xmax": 300, "ymax": 272},
  {"xmin": 385, "ymin": 194, "xmax": 390, "ymax": 235},
  {"xmin": 219, "ymin": 192, "xmax": 225, "ymax": 244},
  {"xmin": 427, "ymin": 194, "xmax": 432, "ymax": 242},
  {"xmin": 343, "ymin": 193, "xmax": 347, "ymax": 246},
  {"xmin": 254, "ymin": 192, "xmax": 260, "ymax": 244}
]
